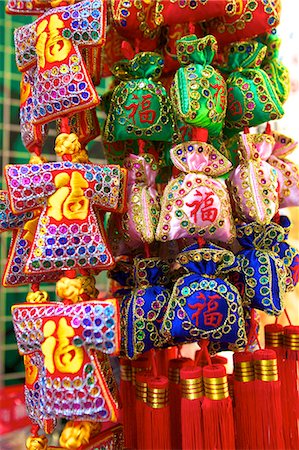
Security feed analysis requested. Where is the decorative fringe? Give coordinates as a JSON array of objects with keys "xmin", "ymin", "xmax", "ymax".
[
  {"xmin": 253, "ymin": 349, "xmax": 285, "ymax": 450},
  {"xmin": 265, "ymin": 323, "xmax": 285, "ymax": 362},
  {"xmin": 143, "ymin": 375, "xmax": 171, "ymax": 450},
  {"xmin": 135, "ymin": 371, "xmax": 152, "ymax": 450},
  {"xmin": 180, "ymin": 366, "xmax": 204, "ymax": 450},
  {"xmin": 202, "ymin": 364, "xmax": 235, "ymax": 450},
  {"xmin": 282, "ymin": 326, "xmax": 299, "ymax": 449},
  {"xmin": 119, "ymin": 358, "xmax": 135, "ymax": 449},
  {"xmin": 233, "ymin": 351, "xmax": 257, "ymax": 450},
  {"xmin": 168, "ymin": 357, "xmax": 192, "ymax": 450}
]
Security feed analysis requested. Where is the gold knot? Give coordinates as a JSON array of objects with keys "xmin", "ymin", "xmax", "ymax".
[
  {"xmin": 55, "ymin": 133, "xmax": 81, "ymax": 159},
  {"xmin": 59, "ymin": 421, "xmax": 101, "ymax": 449},
  {"xmin": 26, "ymin": 290, "xmax": 50, "ymax": 303},
  {"xmin": 56, "ymin": 275, "xmax": 98, "ymax": 303},
  {"xmin": 56, "ymin": 277, "xmax": 84, "ymax": 303},
  {"xmin": 29, "ymin": 154, "xmax": 48, "ymax": 165},
  {"xmin": 80, "ymin": 275, "xmax": 99, "ymax": 299},
  {"xmin": 26, "ymin": 435, "xmax": 48, "ymax": 450}
]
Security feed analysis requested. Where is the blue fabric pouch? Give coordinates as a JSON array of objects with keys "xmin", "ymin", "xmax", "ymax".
[
  {"xmin": 120, "ymin": 257, "xmax": 171, "ymax": 359},
  {"xmin": 161, "ymin": 243, "xmax": 246, "ymax": 348},
  {"xmin": 236, "ymin": 222, "xmax": 287, "ymax": 315}
]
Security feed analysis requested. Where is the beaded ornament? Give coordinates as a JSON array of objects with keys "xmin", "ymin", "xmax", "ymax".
[
  {"xmin": 160, "ymin": 243, "xmax": 247, "ymax": 349},
  {"xmin": 154, "ymin": 0, "xmax": 237, "ymax": 27},
  {"xmin": 5, "ymin": 159, "xmax": 127, "ymax": 274},
  {"xmin": 14, "ymin": 0, "xmax": 106, "ymax": 125},
  {"xmin": 267, "ymin": 131, "xmax": 299, "ymax": 208},
  {"xmin": 156, "ymin": 141, "xmax": 236, "ymax": 243},
  {"xmin": 103, "ymin": 52, "xmax": 177, "ymax": 142},
  {"xmin": 224, "ymin": 40, "xmax": 284, "ymax": 135},
  {"xmin": 228, "ymin": 132, "xmax": 279, "ymax": 224},
  {"xmin": 259, "ymin": 32, "xmax": 290, "ymax": 105},
  {"xmin": 236, "ymin": 221, "xmax": 288, "ymax": 315},
  {"xmin": 204, "ymin": 0, "xmax": 281, "ymax": 48},
  {"xmin": 110, "ymin": 0, "xmax": 159, "ymax": 52},
  {"xmin": 170, "ymin": 35, "xmax": 227, "ymax": 137},
  {"xmin": 12, "ymin": 298, "xmax": 120, "ymax": 423},
  {"xmin": 120, "ymin": 257, "xmax": 171, "ymax": 359}
]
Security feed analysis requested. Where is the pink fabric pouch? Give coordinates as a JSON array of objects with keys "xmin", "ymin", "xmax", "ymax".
[
  {"xmin": 267, "ymin": 131, "xmax": 299, "ymax": 208},
  {"xmin": 156, "ymin": 141, "xmax": 236, "ymax": 243},
  {"xmin": 228, "ymin": 132, "xmax": 279, "ymax": 224},
  {"xmin": 109, "ymin": 153, "xmax": 160, "ymax": 251}
]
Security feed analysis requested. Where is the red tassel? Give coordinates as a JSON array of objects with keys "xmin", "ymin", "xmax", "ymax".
[
  {"xmin": 253, "ymin": 349, "xmax": 285, "ymax": 450},
  {"xmin": 202, "ymin": 364, "xmax": 235, "ymax": 450},
  {"xmin": 233, "ymin": 351, "xmax": 257, "ymax": 450},
  {"xmin": 265, "ymin": 323, "xmax": 285, "ymax": 362},
  {"xmin": 135, "ymin": 371, "xmax": 152, "ymax": 450},
  {"xmin": 143, "ymin": 375, "xmax": 171, "ymax": 450},
  {"xmin": 168, "ymin": 357, "xmax": 192, "ymax": 450},
  {"xmin": 119, "ymin": 358, "xmax": 135, "ymax": 449},
  {"xmin": 180, "ymin": 366, "xmax": 204, "ymax": 450},
  {"xmin": 282, "ymin": 326, "xmax": 299, "ymax": 449}
]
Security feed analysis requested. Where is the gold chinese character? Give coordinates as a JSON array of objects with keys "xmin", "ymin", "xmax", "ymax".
[
  {"xmin": 41, "ymin": 318, "xmax": 84, "ymax": 375},
  {"xmin": 36, "ymin": 15, "xmax": 72, "ymax": 69},
  {"xmin": 47, "ymin": 171, "xmax": 89, "ymax": 221}
]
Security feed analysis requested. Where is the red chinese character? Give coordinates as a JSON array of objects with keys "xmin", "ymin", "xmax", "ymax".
[
  {"xmin": 186, "ymin": 190, "xmax": 218, "ymax": 223},
  {"xmin": 210, "ymin": 82, "xmax": 226, "ymax": 111},
  {"xmin": 203, "ymin": 294, "xmax": 223, "ymax": 328},
  {"xmin": 124, "ymin": 93, "xmax": 156, "ymax": 125},
  {"xmin": 188, "ymin": 293, "xmax": 223, "ymax": 329}
]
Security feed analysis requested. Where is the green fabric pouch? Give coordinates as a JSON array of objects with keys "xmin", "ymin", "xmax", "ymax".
[
  {"xmin": 225, "ymin": 40, "xmax": 284, "ymax": 136},
  {"xmin": 170, "ymin": 35, "xmax": 227, "ymax": 137},
  {"xmin": 103, "ymin": 52, "xmax": 177, "ymax": 142},
  {"xmin": 259, "ymin": 33, "xmax": 290, "ymax": 105}
]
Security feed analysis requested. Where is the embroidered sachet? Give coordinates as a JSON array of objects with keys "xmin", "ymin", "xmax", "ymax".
[
  {"xmin": 228, "ymin": 132, "xmax": 279, "ymax": 224},
  {"xmin": 160, "ymin": 243, "xmax": 246, "ymax": 349},
  {"xmin": 108, "ymin": 258, "xmax": 134, "ymax": 299},
  {"xmin": 103, "ymin": 52, "xmax": 177, "ymax": 142},
  {"xmin": 236, "ymin": 221, "xmax": 287, "ymax": 315},
  {"xmin": 5, "ymin": 160, "xmax": 127, "ymax": 274},
  {"xmin": 110, "ymin": 0, "xmax": 159, "ymax": 52},
  {"xmin": 272, "ymin": 216, "xmax": 299, "ymax": 290},
  {"xmin": 120, "ymin": 257, "xmax": 171, "ymax": 359},
  {"xmin": 162, "ymin": 23, "xmax": 203, "ymax": 74},
  {"xmin": 0, "ymin": 190, "xmax": 61, "ymax": 286},
  {"xmin": 12, "ymin": 298, "xmax": 120, "ymax": 422},
  {"xmin": 259, "ymin": 33, "xmax": 290, "ymax": 104},
  {"xmin": 14, "ymin": 0, "xmax": 106, "ymax": 125},
  {"xmin": 224, "ymin": 40, "xmax": 284, "ymax": 135},
  {"xmin": 170, "ymin": 35, "xmax": 227, "ymax": 137},
  {"xmin": 109, "ymin": 153, "xmax": 160, "ymax": 249},
  {"xmin": 156, "ymin": 141, "xmax": 236, "ymax": 243},
  {"xmin": 267, "ymin": 131, "xmax": 299, "ymax": 208},
  {"xmin": 204, "ymin": 0, "xmax": 281, "ymax": 49},
  {"xmin": 154, "ymin": 0, "xmax": 237, "ymax": 27},
  {"xmin": 6, "ymin": 0, "xmax": 80, "ymax": 15},
  {"xmin": 20, "ymin": 69, "xmax": 48, "ymax": 153}
]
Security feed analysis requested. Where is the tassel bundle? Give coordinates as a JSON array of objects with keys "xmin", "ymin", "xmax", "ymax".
[
  {"xmin": 119, "ymin": 358, "xmax": 135, "ymax": 449},
  {"xmin": 135, "ymin": 371, "xmax": 152, "ymax": 450},
  {"xmin": 168, "ymin": 357, "xmax": 192, "ymax": 450},
  {"xmin": 253, "ymin": 349, "xmax": 285, "ymax": 450},
  {"xmin": 233, "ymin": 351, "xmax": 257, "ymax": 450},
  {"xmin": 282, "ymin": 326, "xmax": 299, "ymax": 449},
  {"xmin": 202, "ymin": 364, "xmax": 235, "ymax": 450},
  {"xmin": 143, "ymin": 375, "xmax": 171, "ymax": 450},
  {"xmin": 180, "ymin": 366, "xmax": 204, "ymax": 450}
]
